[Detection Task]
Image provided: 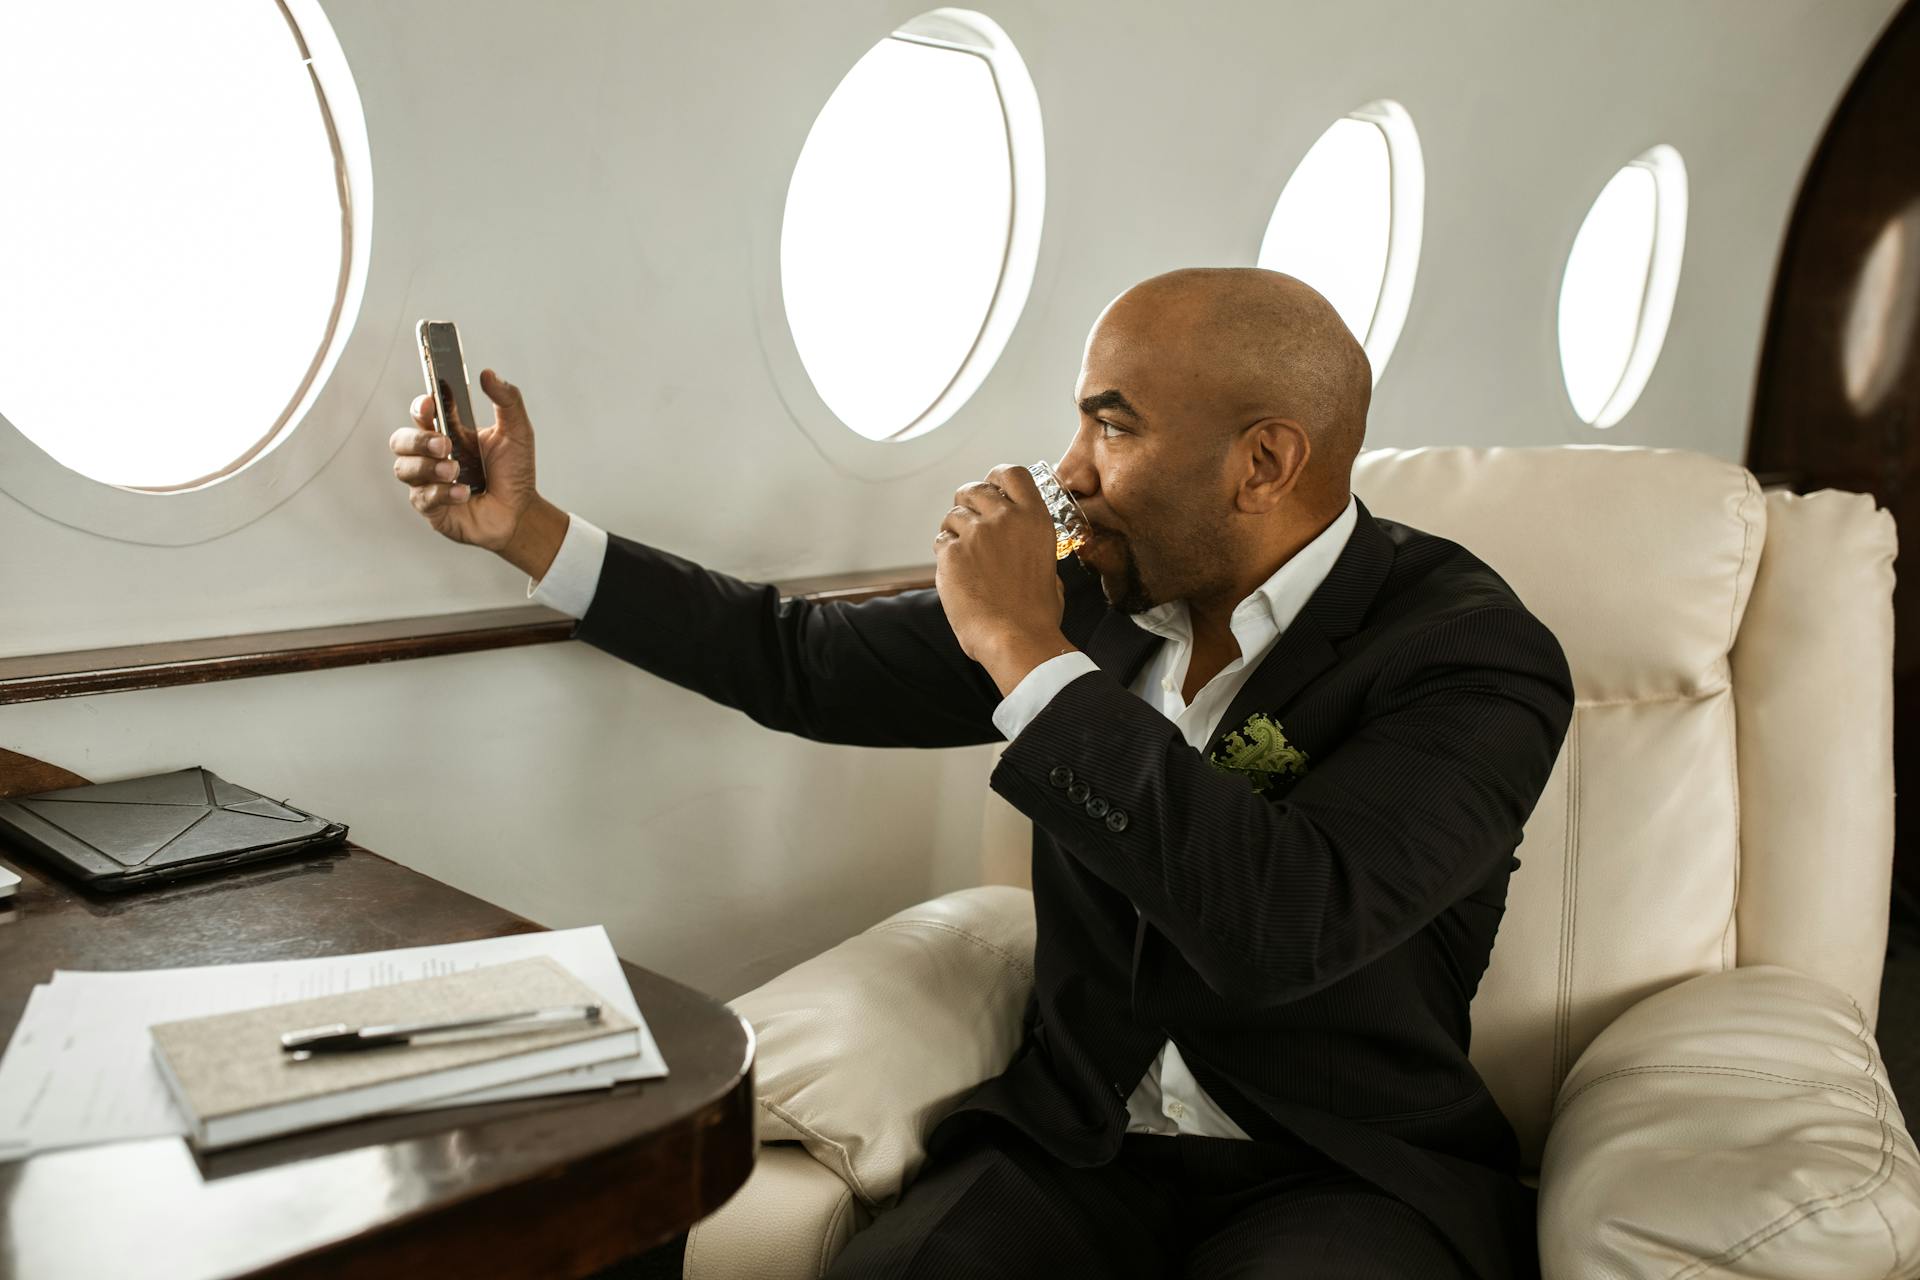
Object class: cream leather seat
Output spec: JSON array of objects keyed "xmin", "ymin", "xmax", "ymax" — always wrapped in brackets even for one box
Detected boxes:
[{"xmin": 684, "ymin": 445, "xmax": 1920, "ymax": 1279}]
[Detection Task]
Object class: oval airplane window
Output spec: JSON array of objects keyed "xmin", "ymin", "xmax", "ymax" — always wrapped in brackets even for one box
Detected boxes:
[
  {"xmin": 1257, "ymin": 101, "xmax": 1424, "ymax": 386},
  {"xmin": 1557, "ymin": 145, "xmax": 1688, "ymax": 427},
  {"xmin": 0, "ymin": 0, "xmax": 353, "ymax": 491},
  {"xmin": 779, "ymin": 12, "xmax": 1040, "ymax": 443}
]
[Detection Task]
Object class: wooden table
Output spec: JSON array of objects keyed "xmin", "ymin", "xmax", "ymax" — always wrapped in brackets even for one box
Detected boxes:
[{"xmin": 0, "ymin": 752, "xmax": 755, "ymax": 1280}]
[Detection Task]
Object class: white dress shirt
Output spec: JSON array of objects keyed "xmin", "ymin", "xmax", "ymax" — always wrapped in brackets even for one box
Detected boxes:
[
  {"xmin": 528, "ymin": 493, "xmax": 1361, "ymax": 1140},
  {"xmin": 524, "ymin": 513, "xmax": 610, "ymax": 619}
]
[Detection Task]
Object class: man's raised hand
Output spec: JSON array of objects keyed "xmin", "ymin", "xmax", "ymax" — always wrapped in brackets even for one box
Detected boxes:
[{"xmin": 389, "ymin": 368, "xmax": 539, "ymax": 552}]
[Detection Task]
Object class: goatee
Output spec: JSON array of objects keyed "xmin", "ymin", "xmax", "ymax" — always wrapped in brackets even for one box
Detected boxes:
[{"xmin": 1084, "ymin": 545, "xmax": 1154, "ymax": 616}]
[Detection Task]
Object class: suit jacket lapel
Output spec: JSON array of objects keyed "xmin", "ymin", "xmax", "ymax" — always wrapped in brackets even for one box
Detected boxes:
[
  {"xmin": 1075, "ymin": 597, "xmax": 1164, "ymax": 687},
  {"xmin": 1204, "ymin": 495, "xmax": 1394, "ymax": 755}
]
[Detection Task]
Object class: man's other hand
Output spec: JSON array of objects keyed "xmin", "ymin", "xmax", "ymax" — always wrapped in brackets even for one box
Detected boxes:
[{"xmin": 935, "ymin": 463, "xmax": 1076, "ymax": 695}]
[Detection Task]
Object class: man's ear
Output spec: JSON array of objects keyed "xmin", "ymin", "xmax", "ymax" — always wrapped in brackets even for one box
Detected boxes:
[{"xmin": 1235, "ymin": 419, "xmax": 1309, "ymax": 514}]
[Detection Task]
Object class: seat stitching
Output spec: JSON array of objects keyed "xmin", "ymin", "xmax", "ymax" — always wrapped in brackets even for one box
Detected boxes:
[
  {"xmin": 1844, "ymin": 991, "xmax": 1905, "ymax": 1280},
  {"xmin": 760, "ymin": 1097, "xmax": 875, "ymax": 1207},
  {"xmin": 1659, "ymin": 989, "xmax": 1900, "ymax": 1280},
  {"xmin": 1574, "ymin": 689, "xmax": 1729, "ymax": 708},
  {"xmin": 1723, "ymin": 688, "xmax": 1741, "ymax": 973},
  {"xmin": 866, "ymin": 918, "xmax": 1036, "ymax": 983},
  {"xmin": 1569, "ymin": 715, "xmax": 1581, "ymax": 1093},
  {"xmin": 818, "ymin": 1187, "xmax": 855, "ymax": 1276},
  {"xmin": 1552, "ymin": 719, "xmax": 1567, "ymax": 1090},
  {"xmin": 1553, "ymin": 1063, "xmax": 1878, "ymax": 1117},
  {"xmin": 1721, "ymin": 464, "xmax": 1759, "ymax": 979},
  {"xmin": 1553, "ymin": 712, "xmax": 1579, "ymax": 1096},
  {"xmin": 1664, "ymin": 1093, "xmax": 1895, "ymax": 1280}
]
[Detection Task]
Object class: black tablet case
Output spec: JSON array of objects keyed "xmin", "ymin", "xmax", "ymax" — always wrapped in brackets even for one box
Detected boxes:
[{"xmin": 0, "ymin": 767, "xmax": 347, "ymax": 892}]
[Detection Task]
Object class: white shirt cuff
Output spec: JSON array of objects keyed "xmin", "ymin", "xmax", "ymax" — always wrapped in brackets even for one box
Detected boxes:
[
  {"xmin": 991, "ymin": 652, "xmax": 1100, "ymax": 742},
  {"xmin": 526, "ymin": 513, "xmax": 608, "ymax": 620}
]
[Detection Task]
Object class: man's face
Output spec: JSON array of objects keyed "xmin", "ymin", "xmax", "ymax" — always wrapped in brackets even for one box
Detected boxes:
[{"xmin": 1054, "ymin": 318, "xmax": 1237, "ymax": 615}]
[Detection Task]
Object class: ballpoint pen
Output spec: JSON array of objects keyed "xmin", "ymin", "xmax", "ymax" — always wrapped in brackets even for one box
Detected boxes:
[{"xmin": 279, "ymin": 1003, "xmax": 603, "ymax": 1057}]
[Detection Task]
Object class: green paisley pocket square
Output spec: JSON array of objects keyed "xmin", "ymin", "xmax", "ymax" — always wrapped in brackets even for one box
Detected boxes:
[{"xmin": 1209, "ymin": 712, "xmax": 1309, "ymax": 794}]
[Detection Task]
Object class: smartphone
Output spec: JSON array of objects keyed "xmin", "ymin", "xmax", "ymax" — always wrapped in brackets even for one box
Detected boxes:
[{"xmin": 415, "ymin": 320, "xmax": 487, "ymax": 495}]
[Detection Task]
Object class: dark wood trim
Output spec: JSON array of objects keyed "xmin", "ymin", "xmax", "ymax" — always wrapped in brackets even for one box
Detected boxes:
[
  {"xmin": 0, "ymin": 607, "xmax": 579, "ymax": 705},
  {"xmin": 1746, "ymin": 0, "xmax": 1920, "ymax": 907},
  {"xmin": 782, "ymin": 569, "xmax": 936, "ymax": 605},
  {"xmin": 0, "ymin": 567, "xmax": 935, "ymax": 705}
]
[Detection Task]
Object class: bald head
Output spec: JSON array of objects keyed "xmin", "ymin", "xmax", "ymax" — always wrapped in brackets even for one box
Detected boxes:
[
  {"xmin": 1096, "ymin": 267, "xmax": 1371, "ymax": 517},
  {"xmin": 1054, "ymin": 267, "xmax": 1373, "ymax": 620}
]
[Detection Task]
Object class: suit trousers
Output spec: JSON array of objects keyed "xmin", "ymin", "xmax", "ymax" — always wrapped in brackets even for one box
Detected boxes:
[{"xmin": 822, "ymin": 1115, "xmax": 1477, "ymax": 1279}]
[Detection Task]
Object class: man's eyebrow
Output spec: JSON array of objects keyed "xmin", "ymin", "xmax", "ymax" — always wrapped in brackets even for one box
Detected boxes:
[{"xmin": 1074, "ymin": 390, "xmax": 1147, "ymax": 424}]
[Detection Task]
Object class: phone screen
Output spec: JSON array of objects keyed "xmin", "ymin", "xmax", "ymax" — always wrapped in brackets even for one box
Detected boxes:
[{"xmin": 416, "ymin": 320, "xmax": 487, "ymax": 494}]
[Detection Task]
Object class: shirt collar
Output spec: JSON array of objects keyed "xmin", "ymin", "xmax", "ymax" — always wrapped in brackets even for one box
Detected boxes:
[{"xmin": 1131, "ymin": 492, "xmax": 1360, "ymax": 648}]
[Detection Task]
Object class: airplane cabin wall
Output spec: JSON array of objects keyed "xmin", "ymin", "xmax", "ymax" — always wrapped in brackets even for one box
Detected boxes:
[{"xmin": 1, "ymin": 0, "xmax": 1900, "ymax": 998}]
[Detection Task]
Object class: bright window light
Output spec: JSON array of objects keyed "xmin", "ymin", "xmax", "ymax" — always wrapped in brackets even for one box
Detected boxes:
[
  {"xmin": 781, "ymin": 34, "xmax": 1013, "ymax": 442},
  {"xmin": 1257, "ymin": 102, "xmax": 1423, "ymax": 385},
  {"xmin": 1558, "ymin": 145, "xmax": 1688, "ymax": 427},
  {"xmin": 0, "ymin": 0, "xmax": 347, "ymax": 491},
  {"xmin": 1261, "ymin": 121, "xmax": 1388, "ymax": 340}
]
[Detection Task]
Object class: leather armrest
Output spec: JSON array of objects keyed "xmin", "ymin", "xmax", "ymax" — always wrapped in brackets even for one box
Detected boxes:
[
  {"xmin": 728, "ymin": 886, "xmax": 1036, "ymax": 1208},
  {"xmin": 684, "ymin": 1145, "xmax": 872, "ymax": 1280},
  {"xmin": 1539, "ymin": 965, "xmax": 1920, "ymax": 1279}
]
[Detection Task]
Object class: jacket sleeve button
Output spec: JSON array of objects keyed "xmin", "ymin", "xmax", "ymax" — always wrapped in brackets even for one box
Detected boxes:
[
  {"xmin": 1049, "ymin": 766, "xmax": 1074, "ymax": 789},
  {"xmin": 1066, "ymin": 781, "xmax": 1091, "ymax": 804},
  {"xmin": 1085, "ymin": 796, "xmax": 1109, "ymax": 818},
  {"xmin": 1105, "ymin": 810, "xmax": 1129, "ymax": 833}
]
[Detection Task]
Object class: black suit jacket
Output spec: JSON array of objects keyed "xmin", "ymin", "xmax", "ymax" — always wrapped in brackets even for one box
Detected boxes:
[{"xmin": 573, "ymin": 495, "xmax": 1575, "ymax": 1280}]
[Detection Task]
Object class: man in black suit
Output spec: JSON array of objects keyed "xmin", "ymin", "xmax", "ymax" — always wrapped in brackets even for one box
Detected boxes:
[{"xmin": 391, "ymin": 268, "xmax": 1574, "ymax": 1278}]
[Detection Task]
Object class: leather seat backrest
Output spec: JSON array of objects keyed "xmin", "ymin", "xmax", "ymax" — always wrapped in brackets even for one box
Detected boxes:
[{"xmin": 1350, "ymin": 444, "xmax": 1892, "ymax": 1170}]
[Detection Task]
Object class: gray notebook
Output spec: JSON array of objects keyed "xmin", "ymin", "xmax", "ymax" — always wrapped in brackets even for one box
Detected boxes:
[{"xmin": 149, "ymin": 955, "xmax": 639, "ymax": 1150}]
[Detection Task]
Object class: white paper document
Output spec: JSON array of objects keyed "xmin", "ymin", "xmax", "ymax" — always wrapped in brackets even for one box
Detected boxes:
[{"xmin": 0, "ymin": 926, "xmax": 668, "ymax": 1161}]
